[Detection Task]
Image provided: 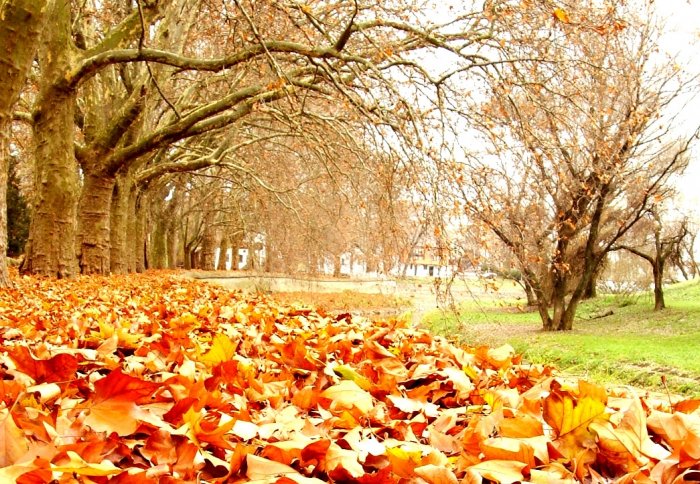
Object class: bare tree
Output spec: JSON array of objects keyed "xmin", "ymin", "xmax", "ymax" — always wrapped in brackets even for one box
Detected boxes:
[
  {"xmin": 16, "ymin": 0, "xmax": 496, "ymax": 277},
  {"xmin": 613, "ymin": 206, "xmax": 690, "ymax": 310},
  {"xmin": 449, "ymin": 1, "xmax": 698, "ymax": 330}
]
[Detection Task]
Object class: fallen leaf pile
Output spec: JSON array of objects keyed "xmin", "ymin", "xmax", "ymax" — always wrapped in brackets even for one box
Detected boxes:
[{"xmin": 1, "ymin": 272, "xmax": 699, "ymax": 483}]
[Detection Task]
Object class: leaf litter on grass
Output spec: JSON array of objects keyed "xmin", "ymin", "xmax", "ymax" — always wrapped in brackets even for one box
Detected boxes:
[{"xmin": 0, "ymin": 272, "xmax": 699, "ymax": 482}]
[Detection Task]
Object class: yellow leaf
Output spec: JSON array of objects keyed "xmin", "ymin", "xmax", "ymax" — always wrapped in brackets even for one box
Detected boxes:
[
  {"xmin": 200, "ymin": 333, "xmax": 237, "ymax": 365},
  {"xmin": 52, "ymin": 451, "xmax": 122, "ymax": 476},
  {"xmin": 386, "ymin": 446, "xmax": 423, "ymax": 478},
  {"xmin": 553, "ymin": 7, "xmax": 570, "ymax": 23},
  {"xmin": 543, "ymin": 389, "xmax": 607, "ymax": 437}
]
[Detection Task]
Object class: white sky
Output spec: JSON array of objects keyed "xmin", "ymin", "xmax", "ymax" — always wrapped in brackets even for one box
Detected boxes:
[{"xmin": 658, "ymin": 0, "xmax": 700, "ymax": 212}]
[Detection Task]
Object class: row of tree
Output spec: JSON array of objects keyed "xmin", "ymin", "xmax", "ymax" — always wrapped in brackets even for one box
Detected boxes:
[{"xmin": 2, "ymin": 0, "xmax": 698, "ymax": 330}]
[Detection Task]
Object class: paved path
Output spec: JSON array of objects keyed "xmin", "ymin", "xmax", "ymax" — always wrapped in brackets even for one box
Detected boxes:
[{"xmin": 189, "ymin": 271, "xmax": 526, "ymax": 324}]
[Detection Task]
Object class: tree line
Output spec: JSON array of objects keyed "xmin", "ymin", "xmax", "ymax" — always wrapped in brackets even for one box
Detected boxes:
[{"xmin": 2, "ymin": 0, "xmax": 697, "ymax": 331}]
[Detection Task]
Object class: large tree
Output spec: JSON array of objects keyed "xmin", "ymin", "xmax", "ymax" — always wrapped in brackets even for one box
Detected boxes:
[
  {"xmin": 449, "ymin": 1, "xmax": 698, "ymax": 330},
  {"xmin": 0, "ymin": 0, "xmax": 47, "ymax": 286},
  {"xmin": 17, "ymin": 0, "xmax": 494, "ymax": 277}
]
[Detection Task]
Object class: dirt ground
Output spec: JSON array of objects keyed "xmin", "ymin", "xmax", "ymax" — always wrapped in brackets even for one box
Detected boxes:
[{"xmin": 189, "ymin": 271, "xmax": 526, "ymax": 325}]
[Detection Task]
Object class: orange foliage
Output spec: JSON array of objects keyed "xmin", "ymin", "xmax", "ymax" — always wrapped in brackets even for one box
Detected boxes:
[{"xmin": 0, "ymin": 272, "xmax": 698, "ymax": 482}]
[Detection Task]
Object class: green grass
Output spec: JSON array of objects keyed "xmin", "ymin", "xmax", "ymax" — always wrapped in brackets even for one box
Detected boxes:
[{"xmin": 424, "ymin": 279, "xmax": 700, "ymax": 396}]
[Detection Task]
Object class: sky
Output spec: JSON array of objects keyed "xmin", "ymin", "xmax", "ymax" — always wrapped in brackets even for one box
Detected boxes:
[{"xmin": 658, "ymin": 0, "xmax": 700, "ymax": 211}]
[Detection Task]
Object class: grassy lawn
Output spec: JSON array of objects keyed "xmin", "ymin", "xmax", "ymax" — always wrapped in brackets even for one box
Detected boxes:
[{"xmin": 424, "ymin": 279, "xmax": 700, "ymax": 396}]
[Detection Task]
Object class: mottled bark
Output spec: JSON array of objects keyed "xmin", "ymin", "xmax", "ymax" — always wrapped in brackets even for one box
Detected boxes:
[
  {"xmin": 22, "ymin": 0, "xmax": 79, "ymax": 278},
  {"xmin": 127, "ymin": 188, "xmax": 147, "ymax": 273},
  {"xmin": 110, "ymin": 173, "xmax": 131, "ymax": 274},
  {"xmin": 24, "ymin": 91, "xmax": 80, "ymax": 277},
  {"xmin": 77, "ymin": 172, "xmax": 115, "ymax": 274},
  {"xmin": 135, "ymin": 193, "xmax": 148, "ymax": 272},
  {"xmin": 0, "ymin": 116, "xmax": 13, "ymax": 287},
  {"xmin": 0, "ymin": 0, "xmax": 47, "ymax": 285},
  {"xmin": 217, "ymin": 237, "xmax": 229, "ymax": 270}
]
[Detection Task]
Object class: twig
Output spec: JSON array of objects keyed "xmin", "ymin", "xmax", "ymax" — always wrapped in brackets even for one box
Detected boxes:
[{"xmin": 137, "ymin": 0, "xmax": 181, "ymax": 119}]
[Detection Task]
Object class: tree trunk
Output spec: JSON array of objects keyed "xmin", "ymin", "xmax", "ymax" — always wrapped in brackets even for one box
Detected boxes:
[
  {"xmin": 23, "ymin": 0, "xmax": 79, "ymax": 278},
  {"xmin": 110, "ymin": 173, "xmax": 130, "ymax": 274},
  {"xmin": 217, "ymin": 237, "xmax": 229, "ymax": 270},
  {"xmin": 127, "ymin": 188, "xmax": 147, "ymax": 273},
  {"xmin": 545, "ymin": 276, "xmax": 573, "ymax": 331},
  {"xmin": 582, "ymin": 275, "xmax": 597, "ymax": 299},
  {"xmin": 200, "ymin": 211, "xmax": 218, "ymax": 271},
  {"xmin": 0, "ymin": 0, "xmax": 47, "ymax": 286},
  {"xmin": 77, "ymin": 172, "xmax": 115, "ymax": 274},
  {"xmin": 230, "ymin": 236, "xmax": 241, "ymax": 270},
  {"xmin": 652, "ymin": 259, "xmax": 665, "ymax": 311},
  {"xmin": 183, "ymin": 242, "xmax": 193, "ymax": 270},
  {"xmin": 150, "ymin": 217, "xmax": 168, "ymax": 269},
  {"xmin": 333, "ymin": 254, "xmax": 342, "ymax": 277},
  {"xmin": 166, "ymin": 219, "xmax": 180, "ymax": 268},
  {"xmin": 0, "ymin": 116, "xmax": 13, "ymax": 286},
  {"xmin": 136, "ymin": 193, "xmax": 148, "ymax": 272}
]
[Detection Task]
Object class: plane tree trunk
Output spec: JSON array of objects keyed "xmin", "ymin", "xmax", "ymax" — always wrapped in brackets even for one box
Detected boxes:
[
  {"xmin": 0, "ymin": 0, "xmax": 48, "ymax": 286},
  {"xmin": 22, "ymin": 0, "xmax": 80, "ymax": 278}
]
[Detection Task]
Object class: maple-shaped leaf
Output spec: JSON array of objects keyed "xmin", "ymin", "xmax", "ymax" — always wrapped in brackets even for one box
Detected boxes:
[
  {"xmin": 590, "ymin": 397, "xmax": 671, "ymax": 472},
  {"xmin": 480, "ymin": 437, "xmax": 536, "ymax": 468},
  {"xmin": 309, "ymin": 441, "xmax": 365, "ymax": 478},
  {"xmin": 674, "ymin": 399, "xmax": 700, "ymax": 414},
  {"xmin": 543, "ymin": 383, "xmax": 607, "ymax": 437},
  {"xmin": 387, "ymin": 395, "xmax": 439, "ymax": 416},
  {"xmin": 92, "ymin": 369, "xmax": 159, "ymax": 403},
  {"xmin": 385, "ymin": 446, "xmax": 423, "ymax": 478},
  {"xmin": 84, "ymin": 398, "xmax": 148, "ymax": 436},
  {"xmin": 84, "ymin": 369, "xmax": 160, "ymax": 436},
  {"xmin": 320, "ymin": 380, "xmax": 374, "ymax": 415},
  {"xmin": 647, "ymin": 410, "xmax": 700, "ymax": 468},
  {"xmin": 7, "ymin": 346, "xmax": 78, "ymax": 384},
  {"xmin": 200, "ymin": 333, "xmax": 237, "ymax": 365},
  {"xmin": 0, "ymin": 409, "xmax": 29, "ymax": 467},
  {"xmin": 140, "ymin": 429, "xmax": 177, "ymax": 466}
]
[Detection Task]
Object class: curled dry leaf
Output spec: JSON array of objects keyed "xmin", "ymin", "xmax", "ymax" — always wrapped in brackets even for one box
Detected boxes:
[{"xmin": 0, "ymin": 272, "xmax": 698, "ymax": 482}]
